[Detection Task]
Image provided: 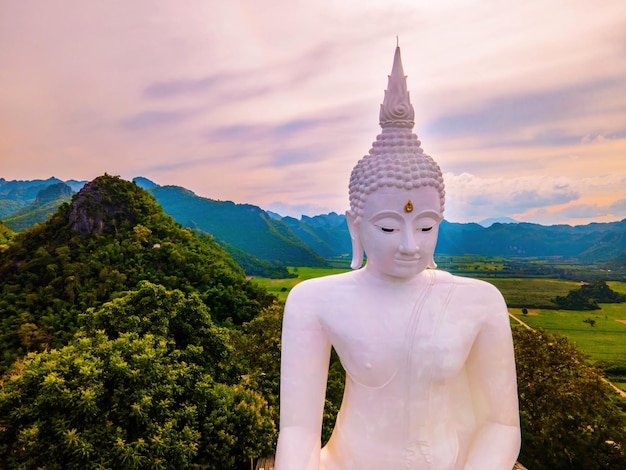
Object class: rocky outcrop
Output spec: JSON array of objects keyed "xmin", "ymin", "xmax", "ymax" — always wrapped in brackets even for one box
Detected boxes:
[{"xmin": 68, "ymin": 177, "xmax": 124, "ymax": 236}]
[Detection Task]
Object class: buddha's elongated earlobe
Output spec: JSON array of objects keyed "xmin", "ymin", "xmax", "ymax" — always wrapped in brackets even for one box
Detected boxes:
[
  {"xmin": 346, "ymin": 211, "xmax": 364, "ymax": 270},
  {"xmin": 427, "ymin": 256, "xmax": 437, "ymax": 269}
]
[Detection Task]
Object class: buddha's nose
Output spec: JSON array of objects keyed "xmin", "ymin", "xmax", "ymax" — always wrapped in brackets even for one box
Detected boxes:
[{"xmin": 399, "ymin": 229, "xmax": 419, "ymax": 255}]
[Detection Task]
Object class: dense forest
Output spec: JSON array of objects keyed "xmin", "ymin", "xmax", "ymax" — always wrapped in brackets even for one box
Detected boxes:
[
  {"xmin": 0, "ymin": 175, "xmax": 625, "ymax": 468},
  {"xmin": 0, "ymin": 175, "xmax": 279, "ymax": 468}
]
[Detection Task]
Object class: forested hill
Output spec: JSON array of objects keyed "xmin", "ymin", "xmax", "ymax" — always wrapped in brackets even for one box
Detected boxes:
[
  {"xmin": 147, "ymin": 185, "xmax": 326, "ymax": 268},
  {"xmin": 0, "ymin": 174, "xmax": 274, "ymax": 373},
  {"xmin": 0, "ymin": 175, "xmax": 280, "ymax": 467}
]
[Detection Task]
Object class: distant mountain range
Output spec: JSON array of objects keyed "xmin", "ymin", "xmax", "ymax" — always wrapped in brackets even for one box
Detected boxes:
[
  {"xmin": 478, "ymin": 217, "xmax": 520, "ymax": 227},
  {"xmin": 145, "ymin": 184, "xmax": 326, "ymax": 268},
  {"xmin": 2, "ymin": 176, "xmax": 626, "ymax": 272},
  {"xmin": 0, "ymin": 177, "xmax": 85, "ymax": 220}
]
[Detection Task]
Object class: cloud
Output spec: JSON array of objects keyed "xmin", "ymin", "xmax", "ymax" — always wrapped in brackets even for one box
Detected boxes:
[
  {"xmin": 425, "ymin": 77, "xmax": 626, "ymax": 144},
  {"xmin": 581, "ymin": 133, "xmax": 610, "ymax": 144},
  {"xmin": 265, "ymin": 201, "xmax": 336, "ymax": 218},
  {"xmin": 204, "ymin": 112, "xmax": 360, "ymax": 171},
  {"xmin": 558, "ymin": 203, "xmax": 608, "ymax": 219},
  {"xmin": 610, "ymin": 199, "xmax": 626, "ymax": 214},
  {"xmin": 444, "ymin": 173, "xmax": 581, "ymax": 221},
  {"xmin": 122, "ymin": 110, "xmax": 198, "ymax": 131},
  {"xmin": 504, "ymin": 189, "xmax": 580, "ymax": 213},
  {"xmin": 531, "ymin": 197, "xmax": 626, "ymax": 226},
  {"xmin": 143, "ymin": 76, "xmax": 225, "ymax": 99}
]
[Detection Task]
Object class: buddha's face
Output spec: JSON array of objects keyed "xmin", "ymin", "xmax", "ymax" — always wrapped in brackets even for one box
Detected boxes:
[{"xmin": 349, "ymin": 185, "xmax": 442, "ymax": 280}]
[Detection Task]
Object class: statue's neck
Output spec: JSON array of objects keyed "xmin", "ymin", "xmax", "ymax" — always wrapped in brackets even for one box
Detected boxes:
[{"xmin": 357, "ymin": 265, "xmax": 433, "ymax": 288}]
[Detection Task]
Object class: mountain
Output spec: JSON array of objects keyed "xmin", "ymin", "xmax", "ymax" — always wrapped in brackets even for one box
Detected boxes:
[
  {"xmin": 479, "ymin": 217, "xmax": 519, "ymax": 227},
  {"xmin": 0, "ymin": 177, "xmax": 61, "ymax": 217},
  {"xmin": 437, "ymin": 219, "xmax": 626, "ymax": 262},
  {"xmin": 281, "ymin": 212, "xmax": 351, "ymax": 258},
  {"xmin": 0, "ymin": 174, "xmax": 274, "ymax": 373},
  {"xmin": 132, "ymin": 176, "xmax": 159, "ymax": 189},
  {"xmin": 2, "ymin": 182, "xmax": 74, "ymax": 231},
  {"xmin": 0, "ymin": 177, "xmax": 86, "ymax": 218},
  {"xmin": 148, "ymin": 185, "xmax": 326, "ymax": 267}
]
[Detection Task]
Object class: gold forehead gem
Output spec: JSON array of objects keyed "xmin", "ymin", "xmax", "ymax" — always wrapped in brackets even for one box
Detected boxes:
[{"xmin": 404, "ymin": 200, "xmax": 413, "ymax": 213}]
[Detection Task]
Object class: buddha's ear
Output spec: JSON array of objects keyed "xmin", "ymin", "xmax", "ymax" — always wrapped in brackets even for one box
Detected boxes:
[
  {"xmin": 427, "ymin": 256, "xmax": 437, "ymax": 269},
  {"xmin": 346, "ymin": 211, "xmax": 364, "ymax": 270}
]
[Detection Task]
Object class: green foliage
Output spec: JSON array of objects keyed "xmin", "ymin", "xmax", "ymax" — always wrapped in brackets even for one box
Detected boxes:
[
  {"xmin": 554, "ymin": 280, "xmax": 625, "ymax": 310},
  {"xmin": 232, "ymin": 304, "xmax": 284, "ymax": 430},
  {"xmin": 322, "ymin": 350, "xmax": 346, "ymax": 445},
  {"xmin": 514, "ymin": 327, "xmax": 626, "ymax": 469},
  {"xmin": 582, "ymin": 317, "xmax": 597, "ymax": 327},
  {"xmin": 554, "ymin": 289, "xmax": 601, "ymax": 310},
  {"xmin": 231, "ymin": 302, "xmax": 345, "ymax": 446},
  {"xmin": 0, "ymin": 175, "xmax": 274, "ymax": 374},
  {"xmin": 0, "ymin": 221, "xmax": 14, "ymax": 249},
  {"xmin": 148, "ymin": 185, "xmax": 326, "ymax": 268},
  {"xmin": 216, "ymin": 238, "xmax": 294, "ymax": 278},
  {"xmin": 581, "ymin": 280, "xmax": 626, "ymax": 303},
  {"xmin": 78, "ymin": 281, "xmax": 233, "ymax": 380},
  {"xmin": 0, "ymin": 282, "xmax": 276, "ymax": 469}
]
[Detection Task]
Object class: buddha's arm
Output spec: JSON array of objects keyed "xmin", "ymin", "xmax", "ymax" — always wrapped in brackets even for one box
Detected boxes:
[
  {"xmin": 275, "ymin": 283, "xmax": 332, "ymax": 470},
  {"xmin": 463, "ymin": 286, "xmax": 521, "ymax": 470}
]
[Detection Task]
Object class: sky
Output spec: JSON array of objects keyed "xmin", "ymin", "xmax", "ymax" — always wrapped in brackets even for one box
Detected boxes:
[{"xmin": 1, "ymin": 0, "xmax": 626, "ymax": 226}]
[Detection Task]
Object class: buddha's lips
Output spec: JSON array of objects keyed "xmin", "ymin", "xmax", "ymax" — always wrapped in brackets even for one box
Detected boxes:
[{"xmin": 394, "ymin": 256, "xmax": 421, "ymax": 263}]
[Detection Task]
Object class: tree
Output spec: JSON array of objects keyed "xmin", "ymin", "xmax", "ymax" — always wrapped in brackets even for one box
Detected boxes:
[
  {"xmin": 553, "ymin": 280, "xmax": 625, "ymax": 311},
  {"xmin": 231, "ymin": 303, "xmax": 346, "ymax": 446},
  {"xmin": 513, "ymin": 327, "xmax": 626, "ymax": 469},
  {"xmin": 0, "ymin": 283, "xmax": 276, "ymax": 469},
  {"xmin": 553, "ymin": 289, "xmax": 600, "ymax": 310}
]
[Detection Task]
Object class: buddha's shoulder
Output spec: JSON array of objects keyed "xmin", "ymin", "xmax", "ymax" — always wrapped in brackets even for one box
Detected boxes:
[
  {"xmin": 286, "ymin": 270, "xmax": 359, "ymax": 302},
  {"xmin": 436, "ymin": 270, "xmax": 505, "ymax": 302}
]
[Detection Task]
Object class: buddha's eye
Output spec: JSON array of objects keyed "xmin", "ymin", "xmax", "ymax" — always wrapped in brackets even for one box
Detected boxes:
[
  {"xmin": 421, "ymin": 227, "xmax": 433, "ymax": 232},
  {"xmin": 380, "ymin": 227, "xmax": 396, "ymax": 233}
]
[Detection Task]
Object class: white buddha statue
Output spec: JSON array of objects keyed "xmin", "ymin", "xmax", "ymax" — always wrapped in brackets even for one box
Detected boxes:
[{"xmin": 275, "ymin": 45, "xmax": 521, "ymax": 470}]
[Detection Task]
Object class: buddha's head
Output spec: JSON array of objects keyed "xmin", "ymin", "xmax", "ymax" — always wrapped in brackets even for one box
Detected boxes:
[{"xmin": 346, "ymin": 45, "xmax": 445, "ymax": 278}]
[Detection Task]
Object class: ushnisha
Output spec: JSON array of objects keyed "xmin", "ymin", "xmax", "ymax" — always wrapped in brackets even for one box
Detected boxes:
[{"xmin": 275, "ymin": 45, "xmax": 521, "ymax": 470}]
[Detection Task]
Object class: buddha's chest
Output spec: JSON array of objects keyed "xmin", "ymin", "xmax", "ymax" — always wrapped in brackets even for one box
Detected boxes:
[{"xmin": 324, "ymin": 288, "xmax": 478, "ymax": 388}]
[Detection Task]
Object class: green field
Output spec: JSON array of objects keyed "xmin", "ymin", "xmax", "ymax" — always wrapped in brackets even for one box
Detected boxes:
[
  {"xmin": 250, "ymin": 266, "xmax": 349, "ymax": 301},
  {"xmin": 509, "ymin": 304, "xmax": 626, "ymax": 362},
  {"xmin": 494, "ymin": 279, "xmax": 626, "ymax": 391},
  {"xmin": 482, "ymin": 277, "xmax": 580, "ymax": 308}
]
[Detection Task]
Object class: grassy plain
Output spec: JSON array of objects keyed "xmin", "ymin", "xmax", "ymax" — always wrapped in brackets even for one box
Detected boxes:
[
  {"xmin": 482, "ymin": 277, "xmax": 580, "ymax": 308},
  {"xmin": 508, "ymin": 304, "xmax": 626, "ymax": 363},
  {"xmin": 250, "ymin": 266, "xmax": 349, "ymax": 302},
  {"xmin": 494, "ymin": 279, "xmax": 626, "ymax": 391}
]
